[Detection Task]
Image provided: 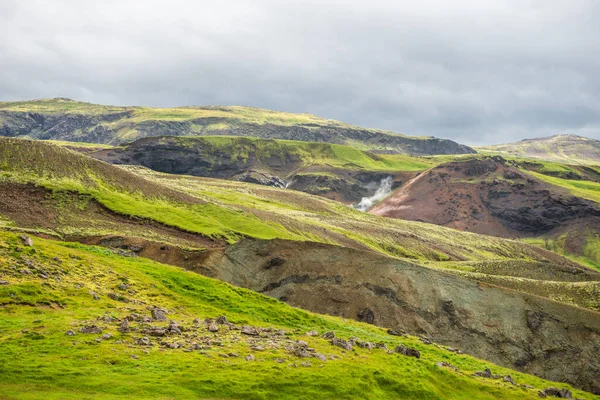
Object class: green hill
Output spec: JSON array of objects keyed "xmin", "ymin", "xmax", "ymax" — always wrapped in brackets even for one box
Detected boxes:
[{"xmin": 0, "ymin": 230, "xmax": 593, "ymax": 400}]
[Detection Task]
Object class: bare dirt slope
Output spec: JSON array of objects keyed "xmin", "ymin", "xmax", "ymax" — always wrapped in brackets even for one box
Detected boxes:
[
  {"xmin": 370, "ymin": 156, "xmax": 600, "ymax": 237},
  {"xmin": 195, "ymin": 238, "xmax": 600, "ymax": 394}
]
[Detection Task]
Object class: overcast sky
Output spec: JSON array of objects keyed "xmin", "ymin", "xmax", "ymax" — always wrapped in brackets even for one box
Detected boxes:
[{"xmin": 1, "ymin": 0, "xmax": 599, "ymax": 145}]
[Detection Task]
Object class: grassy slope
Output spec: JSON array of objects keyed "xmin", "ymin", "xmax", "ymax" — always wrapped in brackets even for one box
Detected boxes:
[
  {"xmin": 2, "ymin": 138, "xmax": 599, "ymax": 310},
  {"xmin": 0, "ymin": 231, "xmax": 592, "ymax": 400},
  {"xmin": 0, "ymin": 137, "xmax": 555, "ymax": 264}
]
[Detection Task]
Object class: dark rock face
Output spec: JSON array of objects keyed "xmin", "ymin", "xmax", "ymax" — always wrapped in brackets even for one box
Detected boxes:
[
  {"xmin": 198, "ymin": 238, "xmax": 600, "ymax": 394},
  {"xmin": 0, "ymin": 106, "xmax": 475, "ymax": 155}
]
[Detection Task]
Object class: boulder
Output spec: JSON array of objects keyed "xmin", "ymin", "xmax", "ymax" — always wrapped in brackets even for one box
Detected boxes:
[
  {"xmin": 331, "ymin": 338, "xmax": 353, "ymax": 351},
  {"xmin": 394, "ymin": 344, "xmax": 420, "ymax": 358},
  {"xmin": 20, "ymin": 235, "xmax": 33, "ymax": 247},
  {"xmin": 321, "ymin": 331, "xmax": 335, "ymax": 339},
  {"xmin": 151, "ymin": 307, "xmax": 167, "ymax": 321},
  {"xmin": 241, "ymin": 326, "xmax": 260, "ymax": 336},
  {"xmin": 79, "ymin": 325, "xmax": 102, "ymax": 334}
]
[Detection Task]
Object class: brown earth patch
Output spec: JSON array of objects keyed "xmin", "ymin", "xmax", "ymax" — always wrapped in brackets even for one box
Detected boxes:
[{"xmin": 0, "ymin": 182, "xmax": 224, "ymax": 249}]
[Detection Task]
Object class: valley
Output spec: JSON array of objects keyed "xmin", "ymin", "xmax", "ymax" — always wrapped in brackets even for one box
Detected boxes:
[{"xmin": 0, "ymin": 100, "xmax": 599, "ymax": 398}]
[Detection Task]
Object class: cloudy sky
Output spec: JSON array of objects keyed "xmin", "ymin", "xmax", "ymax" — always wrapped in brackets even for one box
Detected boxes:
[{"xmin": 1, "ymin": 0, "xmax": 599, "ymax": 145}]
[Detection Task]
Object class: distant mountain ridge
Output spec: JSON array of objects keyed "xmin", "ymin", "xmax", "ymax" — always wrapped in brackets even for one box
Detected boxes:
[
  {"xmin": 476, "ymin": 134, "xmax": 600, "ymax": 164},
  {"xmin": 0, "ymin": 98, "xmax": 475, "ymax": 155}
]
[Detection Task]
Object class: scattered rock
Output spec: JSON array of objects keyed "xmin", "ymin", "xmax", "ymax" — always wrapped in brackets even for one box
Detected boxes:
[
  {"xmin": 387, "ymin": 329, "xmax": 405, "ymax": 336},
  {"xmin": 446, "ymin": 347, "xmax": 461, "ymax": 354},
  {"xmin": 245, "ymin": 354, "xmax": 255, "ymax": 361},
  {"xmin": 503, "ymin": 375, "xmax": 516, "ymax": 385},
  {"xmin": 436, "ymin": 361, "xmax": 458, "ymax": 370},
  {"xmin": 0, "ymin": 280, "xmax": 9, "ymax": 285},
  {"xmin": 208, "ymin": 322, "xmax": 219, "ymax": 332},
  {"xmin": 321, "ymin": 331, "xmax": 335, "ymax": 339},
  {"xmin": 100, "ymin": 333, "xmax": 113, "ymax": 340},
  {"xmin": 306, "ymin": 330, "xmax": 318, "ymax": 336},
  {"xmin": 394, "ymin": 344, "xmax": 420, "ymax": 358},
  {"xmin": 251, "ymin": 345, "xmax": 265, "ymax": 351},
  {"xmin": 79, "ymin": 325, "xmax": 102, "ymax": 334},
  {"xmin": 20, "ymin": 235, "xmax": 33, "ymax": 247},
  {"xmin": 473, "ymin": 368, "xmax": 493, "ymax": 378},
  {"xmin": 300, "ymin": 361, "xmax": 311, "ymax": 367},
  {"xmin": 315, "ymin": 353, "xmax": 327, "ymax": 361},
  {"xmin": 108, "ymin": 292, "xmax": 128, "ymax": 303},
  {"xmin": 419, "ymin": 336, "xmax": 432, "ymax": 345},
  {"xmin": 216, "ymin": 315, "xmax": 228, "ymax": 324},
  {"xmin": 143, "ymin": 327, "xmax": 167, "ymax": 337},
  {"xmin": 151, "ymin": 307, "xmax": 167, "ymax": 321},
  {"xmin": 136, "ymin": 336, "xmax": 151, "ymax": 346},
  {"xmin": 65, "ymin": 330, "xmax": 77, "ymax": 336},
  {"xmin": 130, "ymin": 354, "xmax": 139, "ymax": 360},
  {"xmin": 167, "ymin": 321, "xmax": 182, "ymax": 335},
  {"xmin": 118, "ymin": 319, "xmax": 130, "ymax": 333},
  {"xmin": 18, "ymin": 268, "xmax": 32, "ymax": 275},
  {"xmin": 241, "ymin": 326, "xmax": 260, "ymax": 336},
  {"xmin": 331, "ymin": 338, "xmax": 353, "ymax": 351},
  {"xmin": 358, "ymin": 341, "xmax": 374, "ymax": 350},
  {"xmin": 90, "ymin": 292, "xmax": 100, "ymax": 300},
  {"xmin": 375, "ymin": 342, "xmax": 388, "ymax": 350},
  {"xmin": 291, "ymin": 347, "xmax": 311, "ymax": 358},
  {"xmin": 540, "ymin": 388, "xmax": 573, "ymax": 399},
  {"xmin": 38, "ymin": 274, "xmax": 48, "ymax": 280}
]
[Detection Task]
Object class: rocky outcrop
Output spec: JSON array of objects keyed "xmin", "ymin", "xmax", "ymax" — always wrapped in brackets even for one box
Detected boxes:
[{"xmin": 195, "ymin": 238, "xmax": 600, "ymax": 394}]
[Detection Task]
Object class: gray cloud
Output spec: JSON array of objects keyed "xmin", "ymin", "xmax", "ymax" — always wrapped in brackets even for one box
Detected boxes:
[{"xmin": 1, "ymin": 0, "xmax": 599, "ymax": 145}]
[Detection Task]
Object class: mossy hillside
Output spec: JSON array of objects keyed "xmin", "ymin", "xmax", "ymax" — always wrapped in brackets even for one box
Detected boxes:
[
  {"xmin": 0, "ymin": 98, "xmax": 475, "ymax": 154},
  {"xmin": 127, "ymin": 165, "xmax": 574, "ymax": 265},
  {"xmin": 0, "ymin": 231, "xmax": 593, "ymax": 400},
  {"xmin": 0, "ymin": 137, "xmax": 568, "ymax": 267},
  {"xmin": 0, "ymin": 138, "xmax": 303, "ymax": 243}
]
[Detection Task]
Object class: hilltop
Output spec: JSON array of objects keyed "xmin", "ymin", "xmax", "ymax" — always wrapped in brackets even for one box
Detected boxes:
[
  {"xmin": 477, "ymin": 134, "xmax": 600, "ymax": 165},
  {"xmin": 0, "ymin": 98, "xmax": 475, "ymax": 155}
]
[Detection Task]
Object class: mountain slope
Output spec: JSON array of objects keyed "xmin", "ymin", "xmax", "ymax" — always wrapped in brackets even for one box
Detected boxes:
[
  {"xmin": 0, "ymin": 98, "xmax": 475, "ymax": 155},
  {"xmin": 4, "ymin": 231, "xmax": 590, "ymax": 399},
  {"xmin": 87, "ymin": 135, "xmax": 432, "ymax": 203},
  {"xmin": 3, "ymin": 138, "xmax": 600, "ymax": 394},
  {"xmin": 477, "ymin": 134, "xmax": 600, "ymax": 165},
  {"xmin": 370, "ymin": 156, "xmax": 600, "ymax": 269}
]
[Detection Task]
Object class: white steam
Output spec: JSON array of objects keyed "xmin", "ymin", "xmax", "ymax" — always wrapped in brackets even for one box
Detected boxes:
[{"xmin": 356, "ymin": 176, "xmax": 393, "ymax": 212}]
